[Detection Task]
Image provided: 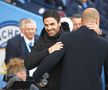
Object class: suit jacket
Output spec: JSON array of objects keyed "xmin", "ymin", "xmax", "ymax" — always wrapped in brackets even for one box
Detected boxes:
[
  {"xmin": 33, "ymin": 26, "xmax": 108, "ymax": 90},
  {"xmin": 25, "ymin": 28, "xmax": 68, "ymax": 90},
  {"xmin": 5, "ymin": 34, "xmax": 38, "ymax": 64},
  {"xmin": 102, "ymin": 29, "xmax": 108, "ymax": 89}
]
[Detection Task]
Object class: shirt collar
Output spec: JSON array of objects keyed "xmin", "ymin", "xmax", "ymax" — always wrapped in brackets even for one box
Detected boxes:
[{"xmin": 23, "ymin": 35, "xmax": 34, "ymax": 46}]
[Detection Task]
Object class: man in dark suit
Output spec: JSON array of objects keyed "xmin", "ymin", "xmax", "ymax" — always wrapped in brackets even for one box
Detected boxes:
[
  {"xmin": 24, "ymin": 10, "xmax": 68, "ymax": 90},
  {"xmin": 5, "ymin": 18, "xmax": 38, "ymax": 64},
  {"xmin": 5, "ymin": 18, "xmax": 38, "ymax": 80},
  {"xmin": 33, "ymin": 8, "xmax": 108, "ymax": 90}
]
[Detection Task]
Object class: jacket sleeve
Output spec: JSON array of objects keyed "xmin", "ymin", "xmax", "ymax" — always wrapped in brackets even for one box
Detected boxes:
[
  {"xmin": 25, "ymin": 40, "xmax": 49, "ymax": 70},
  {"xmin": 33, "ymin": 45, "xmax": 65, "ymax": 82}
]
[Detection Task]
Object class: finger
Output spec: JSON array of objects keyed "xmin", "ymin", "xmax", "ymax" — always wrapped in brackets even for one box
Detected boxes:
[{"xmin": 56, "ymin": 41, "xmax": 62, "ymax": 44}]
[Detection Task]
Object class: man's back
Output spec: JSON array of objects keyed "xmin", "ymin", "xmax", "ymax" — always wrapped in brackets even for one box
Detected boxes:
[
  {"xmin": 59, "ymin": 26, "xmax": 108, "ymax": 90},
  {"xmin": 33, "ymin": 8, "xmax": 108, "ymax": 90},
  {"xmin": 33, "ymin": 26, "xmax": 108, "ymax": 90}
]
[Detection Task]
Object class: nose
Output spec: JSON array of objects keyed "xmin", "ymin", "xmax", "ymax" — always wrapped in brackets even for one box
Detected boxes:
[{"xmin": 47, "ymin": 25, "xmax": 52, "ymax": 31}]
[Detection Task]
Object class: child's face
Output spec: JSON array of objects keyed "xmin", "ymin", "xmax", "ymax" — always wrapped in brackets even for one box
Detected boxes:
[{"xmin": 16, "ymin": 70, "xmax": 27, "ymax": 81}]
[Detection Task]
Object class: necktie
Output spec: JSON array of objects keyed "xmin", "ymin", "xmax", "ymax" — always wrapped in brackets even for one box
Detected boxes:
[{"xmin": 28, "ymin": 42, "xmax": 33, "ymax": 51}]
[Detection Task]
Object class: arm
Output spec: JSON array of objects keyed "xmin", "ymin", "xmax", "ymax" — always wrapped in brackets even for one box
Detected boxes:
[
  {"xmin": 25, "ymin": 40, "xmax": 49, "ymax": 70},
  {"xmin": 33, "ymin": 47, "xmax": 65, "ymax": 82},
  {"xmin": 32, "ymin": 32, "xmax": 67, "ymax": 82},
  {"xmin": 25, "ymin": 40, "xmax": 63, "ymax": 70}
]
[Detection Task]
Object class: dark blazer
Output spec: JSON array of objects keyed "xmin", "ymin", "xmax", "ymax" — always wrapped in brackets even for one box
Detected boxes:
[
  {"xmin": 102, "ymin": 29, "xmax": 108, "ymax": 90},
  {"xmin": 5, "ymin": 34, "xmax": 38, "ymax": 64},
  {"xmin": 25, "ymin": 28, "xmax": 68, "ymax": 90},
  {"xmin": 33, "ymin": 26, "xmax": 108, "ymax": 90}
]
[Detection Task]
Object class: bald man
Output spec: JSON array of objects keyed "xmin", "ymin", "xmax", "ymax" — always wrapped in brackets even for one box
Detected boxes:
[{"xmin": 33, "ymin": 8, "xmax": 108, "ymax": 90}]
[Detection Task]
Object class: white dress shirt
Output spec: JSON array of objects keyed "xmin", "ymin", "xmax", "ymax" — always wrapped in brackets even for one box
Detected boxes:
[{"xmin": 23, "ymin": 36, "xmax": 34, "ymax": 52}]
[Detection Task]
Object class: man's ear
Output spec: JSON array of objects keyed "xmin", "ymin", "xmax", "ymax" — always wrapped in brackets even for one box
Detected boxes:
[{"xmin": 59, "ymin": 21, "xmax": 61, "ymax": 27}]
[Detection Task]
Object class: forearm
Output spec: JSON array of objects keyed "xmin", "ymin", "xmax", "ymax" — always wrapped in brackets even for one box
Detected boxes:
[
  {"xmin": 33, "ymin": 50, "xmax": 64, "ymax": 82},
  {"xmin": 25, "ymin": 48, "xmax": 49, "ymax": 70}
]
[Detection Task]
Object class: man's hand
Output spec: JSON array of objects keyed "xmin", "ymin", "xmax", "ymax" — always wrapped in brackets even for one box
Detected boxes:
[
  {"xmin": 87, "ymin": 22, "xmax": 102, "ymax": 35},
  {"xmin": 48, "ymin": 42, "xmax": 63, "ymax": 54},
  {"xmin": 37, "ymin": 79, "xmax": 48, "ymax": 88}
]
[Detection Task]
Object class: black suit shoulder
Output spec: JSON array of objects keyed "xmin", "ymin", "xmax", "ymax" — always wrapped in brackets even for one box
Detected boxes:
[{"xmin": 5, "ymin": 34, "xmax": 23, "ymax": 64}]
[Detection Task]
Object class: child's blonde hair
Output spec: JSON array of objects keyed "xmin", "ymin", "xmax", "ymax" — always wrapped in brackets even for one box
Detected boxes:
[{"xmin": 7, "ymin": 58, "xmax": 26, "ymax": 75}]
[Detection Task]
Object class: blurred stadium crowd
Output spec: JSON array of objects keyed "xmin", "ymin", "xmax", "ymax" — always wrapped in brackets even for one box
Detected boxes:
[{"xmin": 3, "ymin": 0, "xmax": 108, "ymax": 31}]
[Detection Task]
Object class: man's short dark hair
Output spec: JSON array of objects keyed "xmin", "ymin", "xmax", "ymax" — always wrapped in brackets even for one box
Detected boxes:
[
  {"xmin": 71, "ymin": 13, "xmax": 82, "ymax": 19},
  {"xmin": 43, "ymin": 9, "xmax": 60, "ymax": 23}
]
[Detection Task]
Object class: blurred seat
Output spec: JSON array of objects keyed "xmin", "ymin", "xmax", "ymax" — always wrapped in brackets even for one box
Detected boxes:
[{"xmin": 60, "ymin": 17, "xmax": 73, "ymax": 31}]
